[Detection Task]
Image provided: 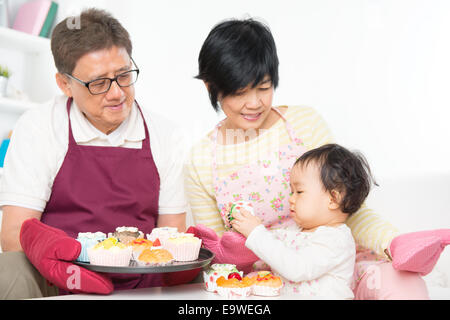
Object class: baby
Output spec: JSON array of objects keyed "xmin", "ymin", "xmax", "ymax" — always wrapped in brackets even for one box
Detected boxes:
[{"xmin": 231, "ymin": 143, "xmax": 377, "ymax": 299}]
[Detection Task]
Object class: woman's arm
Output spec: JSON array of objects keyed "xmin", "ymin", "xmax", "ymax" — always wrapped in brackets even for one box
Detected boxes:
[
  {"xmin": 0, "ymin": 205, "xmax": 42, "ymax": 251},
  {"xmin": 345, "ymin": 203, "xmax": 400, "ymax": 257},
  {"xmin": 183, "ymin": 144, "xmax": 226, "ymax": 235}
]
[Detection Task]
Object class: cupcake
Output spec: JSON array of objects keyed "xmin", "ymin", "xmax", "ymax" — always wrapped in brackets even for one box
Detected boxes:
[
  {"xmin": 164, "ymin": 233, "xmax": 202, "ymax": 261},
  {"xmin": 76, "ymin": 232, "xmax": 106, "ymax": 262},
  {"xmin": 136, "ymin": 248, "xmax": 175, "ymax": 266},
  {"xmin": 87, "ymin": 237, "xmax": 132, "ymax": 267},
  {"xmin": 129, "ymin": 238, "xmax": 153, "ymax": 260},
  {"xmin": 250, "ymin": 271, "xmax": 283, "ymax": 296},
  {"xmin": 222, "ymin": 201, "xmax": 255, "ymax": 229},
  {"xmin": 146, "ymin": 227, "xmax": 178, "ymax": 244},
  {"xmin": 203, "ymin": 264, "xmax": 243, "ymax": 293},
  {"xmin": 216, "ymin": 275, "xmax": 255, "ymax": 299},
  {"xmin": 110, "ymin": 226, "xmax": 144, "ymax": 245},
  {"xmin": 150, "ymin": 238, "xmax": 162, "ymax": 249}
]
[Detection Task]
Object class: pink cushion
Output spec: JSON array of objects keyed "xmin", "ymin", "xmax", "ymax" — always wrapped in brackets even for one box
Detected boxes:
[{"xmin": 390, "ymin": 229, "xmax": 450, "ymax": 275}]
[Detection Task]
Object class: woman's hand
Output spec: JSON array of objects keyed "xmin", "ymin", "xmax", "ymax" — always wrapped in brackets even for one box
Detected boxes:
[{"xmin": 230, "ymin": 208, "xmax": 262, "ymax": 238}]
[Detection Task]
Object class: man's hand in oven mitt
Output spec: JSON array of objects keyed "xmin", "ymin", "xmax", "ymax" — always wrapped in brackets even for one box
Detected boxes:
[
  {"xmin": 187, "ymin": 224, "xmax": 259, "ymax": 274},
  {"xmin": 388, "ymin": 229, "xmax": 450, "ymax": 276},
  {"xmin": 20, "ymin": 218, "xmax": 113, "ymax": 294}
]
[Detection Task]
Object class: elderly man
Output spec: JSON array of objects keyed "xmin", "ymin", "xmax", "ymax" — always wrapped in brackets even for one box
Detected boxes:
[{"xmin": 0, "ymin": 8, "xmax": 187, "ymax": 298}]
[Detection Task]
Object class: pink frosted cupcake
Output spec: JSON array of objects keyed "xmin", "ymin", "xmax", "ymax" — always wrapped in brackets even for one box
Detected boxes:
[
  {"xmin": 164, "ymin": 233, "xmax": 202, "ymax": 261},
  {"xmin": 87, "ymin": 237, "xmax": 132, "ymax": 266}
]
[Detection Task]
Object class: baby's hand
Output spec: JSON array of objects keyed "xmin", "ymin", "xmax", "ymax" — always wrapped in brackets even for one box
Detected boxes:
[{"xmin": 230, "ymin": 208, "xmax": 262, "ymax": 238}]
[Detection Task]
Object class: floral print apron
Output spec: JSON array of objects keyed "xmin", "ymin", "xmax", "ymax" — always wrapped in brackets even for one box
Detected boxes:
[{"xmin": 211, "ymin": 107, "xmax": 306, "ymax": 268}]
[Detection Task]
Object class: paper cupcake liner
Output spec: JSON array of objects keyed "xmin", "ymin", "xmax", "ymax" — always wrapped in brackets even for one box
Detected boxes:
[
  {"xmin": 252, "ymin": 284, "xmax": 282, "ymax": 297},
  {"xmin": 76, "ymin": 237, "xmax": 106, "ymax": 262},
  {"xmin": 216, "ymin": 286, "xmax": 252, "ymax": 299},
  {"xmin": 165, "ymin": 240, "xmax": 202, "ymax": 261},
  {"xmin": 203, "ymin": 271, "xmax": 219, "ymax": 292},
  {"xmin": 87, "ymin": 247, "xmax": 132, "ymax": 267}
]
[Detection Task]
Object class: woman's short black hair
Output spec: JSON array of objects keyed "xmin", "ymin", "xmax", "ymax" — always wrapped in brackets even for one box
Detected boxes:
[
  {"xmin": 195, "ymin": 18, "xmax": 279, "ymax": 111},
  {"xmin": 294, "ymin": 144, "xmax": 378, "ymax": 215}
]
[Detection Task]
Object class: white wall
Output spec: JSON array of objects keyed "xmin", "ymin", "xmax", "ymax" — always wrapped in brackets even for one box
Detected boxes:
[
  {"xmin": 33, "ymin": 0, "xmax": 449, "ymax": 180},
  {"xmin": 58, "ymin": 0, "xmax": 448, "ymax": 182}
]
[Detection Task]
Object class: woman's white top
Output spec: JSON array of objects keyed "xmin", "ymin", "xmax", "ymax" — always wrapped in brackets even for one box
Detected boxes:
[
  {"xmin": 246, "ymin": 223, "xmax": 356, "ymax": 299},
  {"xmin": 0, "ymin": 95, "xmax": 187, "ymax": 215}
]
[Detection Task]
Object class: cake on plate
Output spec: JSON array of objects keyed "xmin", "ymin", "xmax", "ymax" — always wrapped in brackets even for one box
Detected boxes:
[
  {"xmin": 76, "ymin": 231, "xmax": 106, "ymax": 262},
  {"xmin": 203, "ymin": 264, "xmax": 243, "ymax": 293},
  {"xmin": 216, "ymin": 275, "xmax": 255, "ymax": 299},
  {"xmin": 164, "ymin": 233, "xmax": 202, "ymax": 261},
  {"xmin": 250, "ymin": 271, "xmax": 283, "ymax": 296},
  {"xmin": 110, "ymin": 226, "xmax": 144, "ymax": 245},
  {"xmin": 128, "ymin": 238, "xmax": 153, "ymax": 260},
  {"xmin": 136, "ymin": 248, "xmax": 175, "ymax": 266},
  {"xmin": 146, "ymin": 227, "xmax": 178, "ymax": 244},
  {"xmin": 87, "ymin": 237, "xmax": 132, "ymax": 267}
]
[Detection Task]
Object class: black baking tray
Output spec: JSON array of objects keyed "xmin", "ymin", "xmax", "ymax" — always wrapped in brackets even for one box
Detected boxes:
[{"xmin": 73, "ymin": 248, "xmax": 214, "ymax": 274}]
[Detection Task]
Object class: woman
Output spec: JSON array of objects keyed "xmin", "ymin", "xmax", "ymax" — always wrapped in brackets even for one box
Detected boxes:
[{"xmin": 185, "ymin": 18, "xmax": 448, "ymax": 299}]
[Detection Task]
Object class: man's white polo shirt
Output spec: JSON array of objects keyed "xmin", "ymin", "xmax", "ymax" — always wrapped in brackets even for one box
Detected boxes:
[{"xmin": 0, "ymin": 95, "xmax": 187, "ymax": 215}]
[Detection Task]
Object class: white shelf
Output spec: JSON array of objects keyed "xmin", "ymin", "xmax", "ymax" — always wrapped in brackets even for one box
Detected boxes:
[
  {"xmin": 0, "ymin": 96, "xmax": 41, "ymax": 114},
  {"xmin": 0, "ymin": 26, "xmax": 51, "ymax": 54}
]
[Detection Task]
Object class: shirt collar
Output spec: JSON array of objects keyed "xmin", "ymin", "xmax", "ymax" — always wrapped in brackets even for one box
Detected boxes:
[{"xmin": 70, "ymin": 100, "xmax": 145, "ymax": 146}]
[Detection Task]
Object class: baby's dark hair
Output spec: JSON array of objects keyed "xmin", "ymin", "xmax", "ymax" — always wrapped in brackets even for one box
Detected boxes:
[{"xmin": 294, "ymin": 144, "xmax": 377, "ymax": 215}]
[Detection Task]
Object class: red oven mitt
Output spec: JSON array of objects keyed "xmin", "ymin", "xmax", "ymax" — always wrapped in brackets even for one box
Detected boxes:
[
  {"xmin": 186, "ymin": 224, "xmax": 259, "ymax": 274},
  {"xmin": 20, "ymin": 218, "xmax": 113, "ymax": 294}
]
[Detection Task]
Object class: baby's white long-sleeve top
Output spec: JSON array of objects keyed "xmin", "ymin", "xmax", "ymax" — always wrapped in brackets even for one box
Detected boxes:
[{"xmin": 245, "ymin": 223, "xmax": 356, "ymax": 299}]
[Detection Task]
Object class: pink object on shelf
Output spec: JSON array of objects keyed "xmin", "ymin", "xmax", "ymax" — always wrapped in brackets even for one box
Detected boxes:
[{"xmin": 12, "ymin": 0, "xmax": 51, "ymax": 36}]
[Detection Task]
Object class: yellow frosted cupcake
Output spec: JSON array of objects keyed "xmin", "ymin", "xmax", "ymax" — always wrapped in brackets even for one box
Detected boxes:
[{"xmin": 87, "ymin": 237, "xmax": 132, "ymax": 266}]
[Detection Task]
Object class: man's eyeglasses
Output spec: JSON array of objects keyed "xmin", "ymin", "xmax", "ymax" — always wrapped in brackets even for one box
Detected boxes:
[{"xmin": 65, "ymin": 58, "xmax": 140, "ymax": 95}]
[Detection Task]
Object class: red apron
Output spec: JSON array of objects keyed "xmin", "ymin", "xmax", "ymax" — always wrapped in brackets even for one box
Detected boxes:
[{"xmin": 41, "ymin": 97, "xmax": 162, "ymax": 290}]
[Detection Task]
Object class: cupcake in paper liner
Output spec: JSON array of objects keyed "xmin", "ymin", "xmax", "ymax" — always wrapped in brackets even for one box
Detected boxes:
[
  {"xmin": 221, "ymin": 201, "xmax": 255, "ymax": 230},
  {"xmin": 87, "ymin": 237, "xmax": 132, "ymax": 267},
  {"xmin": 164, "ymin": 233, "xmax": 202, "ymax": 261},
  {"xmin": 203, "ymin": 264, "xmax": 243, "ymax": 293},
  {"xmin": 216, "ymin": 275, "xmax": 255, "ymax": 299},
  {"xmin": 136, "ymin": 248, "xmax": 175, "ymax": 266},
  {"xmin": 129, "ymin": 238, "xmax": 153, "ymax": 260},
  {"xmin": 76, "ymin": 231, "xmax": 106, "ymax": 262},
  {"xmin": 146, "ymin": 227, "xmax": 178, "ymax": 245},
  {"xmin": 110, "ymin": 226, "xmax": 144, "ymax": 245},
  {"xmin": 250, "ymin": 271, "xmax": 283, "ymax": 297}
]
